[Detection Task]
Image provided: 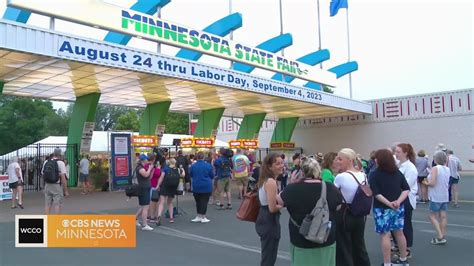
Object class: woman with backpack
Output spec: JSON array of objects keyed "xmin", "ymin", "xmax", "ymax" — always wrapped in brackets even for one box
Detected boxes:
[
  {"xmin": 156, "ymin": 158, "xmax": 184, "ymax": 225},
  {"xmin": 369, "ymin": 149, "xmax": 410, "ymax": 266},
  {"xmin": 278, "ymin": 157, "xmax": 342, "ymax": 265},
  {"xmin": 333, "ymin": 148, "xmax": 371, "ymax": 266},
  {"xmin": 255, "ymin": 153, "xmax": 284, "ymax": 266}
]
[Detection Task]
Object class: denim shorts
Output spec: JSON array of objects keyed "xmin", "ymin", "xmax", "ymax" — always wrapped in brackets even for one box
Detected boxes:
[
  {"xmin": 138, "ymin": 187, "xmax": 151, "ymax": 206},
  {"xmin": 429, "ymin": 201, "xmax": 448, "ymax": 212}
]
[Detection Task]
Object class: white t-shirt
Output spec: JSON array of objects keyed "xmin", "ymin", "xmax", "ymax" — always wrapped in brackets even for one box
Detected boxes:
[
  {"xmin": 448, "ymin": 155, "xmax": 462, "ymax": 179},
  {"xmin": 334, "ymin": 171, "xmax": 367, "ymax": 204},
  {"xmin": 7, "ymin": 162, "xmax": 22, "ymax": 184},
  {"xmin": 79, "ymin": 158, "xmax": 90, "ymax": 175},
  {"xmin": 398, "ymin": 160, "xmax": 418, "ymax": 209},
  {"xmin": 428, "ymin": 165, "xmax": 450, "ymax": 203}
]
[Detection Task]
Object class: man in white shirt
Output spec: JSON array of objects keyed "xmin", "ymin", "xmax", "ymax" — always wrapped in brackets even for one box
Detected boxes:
[
  {"xmin": 44, "ymin": 148, "xmax": 68, "ymax": 214},
  {"xmin": 79, "ymin": 154, "xmax": 91, "ymax": 194}
]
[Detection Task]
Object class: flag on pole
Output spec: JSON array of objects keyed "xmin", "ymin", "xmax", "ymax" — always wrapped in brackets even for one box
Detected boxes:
[{"xmin": 330, "ymin": 0, "xmax": 348, "ymax": 17}]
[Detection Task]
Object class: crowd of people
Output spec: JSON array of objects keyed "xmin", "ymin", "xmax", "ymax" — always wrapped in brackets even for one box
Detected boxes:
[{"xmin": 5, "ymin": 142, "xmax": 465, "ymax": 266}]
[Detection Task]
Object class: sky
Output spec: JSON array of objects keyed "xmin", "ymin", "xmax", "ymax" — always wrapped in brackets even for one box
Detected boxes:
[{"xmin": 0, "ymin": 0, "xmax": 472, "ymax": 109}]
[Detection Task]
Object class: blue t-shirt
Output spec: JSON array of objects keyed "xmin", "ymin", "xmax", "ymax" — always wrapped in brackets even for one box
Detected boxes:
[
  {"xmin": 214, "ymin": 156, "xmax": 232, "ymax": 179},
  {"xmin": 190, "ymin": 160, "xmax": 214, "ymax": 193}
]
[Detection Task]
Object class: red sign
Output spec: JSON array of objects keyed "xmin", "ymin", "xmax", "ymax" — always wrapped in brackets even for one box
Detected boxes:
[
  {"xmin": 114, "ymin": 156, "xmax": 130, "ymax": 177},
  {"xmin": 229, "ymin": 139, "xmax": 259, "ymax": 149},
  {"xmin": 270, "ymin": 142, "xmax": 283, "ymax": 149},
  {"xmin": 229, "ymin": 141, "xmax": 241, "ymax": 148},
  {"xmin": 180, "ymin": 138, "xmax": 214, "ymax": 148},
  {"xmin": 132, "ymin": 135, "xmax": 157, "ymax": 146},
  {"xmin": 243, "ymin": 140, "xmax": 258, "ymax": 147},
  {"xmin": 283, "ymin": 142, "xmax": 296, "ymax": 149},
  {"xmin": 195, "ymin": 138, "xmax": 214, "ymax": 146},
  {"xmin": 181, "ymin": 138, "xmax": 193, "ymax": 147}
]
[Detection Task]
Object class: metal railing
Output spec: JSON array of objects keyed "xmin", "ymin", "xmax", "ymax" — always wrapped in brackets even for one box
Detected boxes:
[{"xmin": 0, "ymin": 144, "xmax": 78, "ymax": 191}]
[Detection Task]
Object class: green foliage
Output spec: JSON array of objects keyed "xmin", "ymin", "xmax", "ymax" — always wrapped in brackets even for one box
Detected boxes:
[
  {"xmin": 165, "ymin": 112, "xmax": 189, "ymax": 134},
  {"xmin": 0, "ymin": 96, "xmax": 65, "ymax": 154},
  {"xmin": 323, "ymin": 86, "xmax": 334, "ymax": 94},
  {"xmin": 115, "ymin": 110, "xmax": 141, "ymax": 132},
  {"xmin": 94, "ymin": 105, "xmax": 130, "ymax": 131}
]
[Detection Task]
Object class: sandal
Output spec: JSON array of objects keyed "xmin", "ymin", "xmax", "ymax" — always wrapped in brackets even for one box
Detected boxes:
[
  {"xmin": 18, "ymin": 204, "xmax": 24, "ymax": 209},
  {"xmin": 11, "ymin": 206, "xmax": 17, "ymax": 209},
  {"xmin": 169, "ymin": 218, "xmax": 174, "ymax": 223}
]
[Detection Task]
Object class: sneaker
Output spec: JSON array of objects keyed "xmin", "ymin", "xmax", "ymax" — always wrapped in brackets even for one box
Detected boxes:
[
  {"xmin": 191, "ymin": 216, "xmax": 203, "ymax": 223},
  {"xmin": 216, "ymin": 204, "xmax": 225, "ymax": 210},
  {"xmin": 430, "ymin": 237, "xmax": 447, "ymax": 245},
  {"xmin": 391, "ymin": 258, "xmax": 409, "ymax": 266},
  {"xmin": 215, "ymin": 201, "xmax": 221, "ymax": 206},
  {"xmin": 200, "ymin": 218, "xmax": 210, "ymax": 223},
  {"xmin": 141, "ymin": 225, "xmax": 153, "ymax": 231},
  {"xmin": 226, "ymin": 204, "xmax": 232, "ymax": 210},
  {"xmin": 156, "ymin": 216, "xmax": 162, "ymax": 226},
  {"xmin": 136, "ymin": 220, "xmax": 142, "ymax": 227},
  {"xmin": 406, "ymin": 249, "xmax": 412, "ymax": 259},
  {"xmin": 169, "ymin": 218, "xmax": 174, "ymax": 223}
]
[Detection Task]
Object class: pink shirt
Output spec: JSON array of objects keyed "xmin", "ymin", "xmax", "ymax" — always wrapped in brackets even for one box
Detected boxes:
[{"xmin": 144, "ymin": 164, "xmax": 162, "ymax": 188}]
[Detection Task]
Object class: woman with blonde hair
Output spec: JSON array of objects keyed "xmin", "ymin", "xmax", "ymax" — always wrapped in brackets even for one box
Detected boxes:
[
  {"xmin": 333, "ymin": 148, "xmax": 371, "ymax": 266},
  {"xmin": 278, "ymin": 157, "xmax": 342, "ymax": 265},
  {"xmin": 255, "ymin": 153, "xmax": 284, "ymax": 266}
]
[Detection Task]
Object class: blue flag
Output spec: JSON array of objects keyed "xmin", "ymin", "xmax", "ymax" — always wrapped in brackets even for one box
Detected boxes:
[{"xmin": 330, "ymin": 0, "xmax": 348, "ymax": 17}]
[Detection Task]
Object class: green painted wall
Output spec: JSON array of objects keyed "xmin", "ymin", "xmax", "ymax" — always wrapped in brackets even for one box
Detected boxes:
[
  {"xmin": 236, "ymin": 113, "xmax": 266, "ymax": 139},
  {"xmin": 66, "ymin": 93, "xmax": 100, "ymax": 187},
  {"xmin": 271, "ymin": 117, "xmax": 299, "ymax": 142},
  {"xmin": 194, "ymin": 108, "xmax": 225, "ymax": 138},
  {"xmin": 139, "ymin": 101, "xmax": 171, "ymax": 135}
]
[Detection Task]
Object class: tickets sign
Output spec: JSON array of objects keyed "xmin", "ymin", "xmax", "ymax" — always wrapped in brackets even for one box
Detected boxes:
[
  {"xmin": 270, "ymin": 142, "xmax": 296, "ymax": 149},
  {"xmin": 132, "ymin": 135, "xmax": 157, "ymax": 147},
  {"xmin": 180, "ymin": 138, "xmax": 214, "ymax": 148},
  {"xmin": 228, "ymin": 139, "xmax": 258, "ymax": 149}
]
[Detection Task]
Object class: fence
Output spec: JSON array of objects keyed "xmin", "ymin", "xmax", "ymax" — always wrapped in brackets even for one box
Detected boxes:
[{"xmin": 0, "ymin": 144, "xmax": 78, "ymax": 191}]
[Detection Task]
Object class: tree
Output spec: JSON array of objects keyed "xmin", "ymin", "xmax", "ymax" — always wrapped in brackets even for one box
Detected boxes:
[
  {"xmin": 0, "ymin": 97, "xmax": 59, "ymax": 154},
  {"xmin": 94, "ymin": 105, "xmax": 130, "ymax": 131},
  {"xmin": 115, "ymin": 111, "xmax": 140, "ymax": 132},
  {"xmin": 165, "ymin": 112, "xmax": 189, "ymax": 134},
  {"xmin": 44, "ymin": 105, "xmax": 72, "ymax": 136}
]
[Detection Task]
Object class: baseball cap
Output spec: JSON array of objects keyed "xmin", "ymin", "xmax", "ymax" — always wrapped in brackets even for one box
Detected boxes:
[
  {"xmin": 139, "ymin": 154, "xmax": 148, "ymax": 161},
  {"xmin": 54, "ymin": 147, "xmax": 62, "ymax": 156}
]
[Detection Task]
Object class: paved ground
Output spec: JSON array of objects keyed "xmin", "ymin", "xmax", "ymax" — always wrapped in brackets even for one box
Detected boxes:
[{"xmin": 1, "ymin": 174, "xmax": 473, "ymax": 266}]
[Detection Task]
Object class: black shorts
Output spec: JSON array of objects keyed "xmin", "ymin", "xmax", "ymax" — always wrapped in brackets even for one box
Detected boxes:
[
  {"xmin": 449, "ymin": 177, "xmax": 459, "ymax": 185},
  {"xmin": 138, "ymin": 187, "xmax": 151, "ymax": 206},
  {"xmin": 417, "ymin": 176, "xmax": 427, "ymax": 183},
  {"xmin": 160, "ymin": 185, "xmax": 178, "ymax": 198},
  {"xmin": 9, "ymin": 181, "xmax": 23, "ymax": 189}
]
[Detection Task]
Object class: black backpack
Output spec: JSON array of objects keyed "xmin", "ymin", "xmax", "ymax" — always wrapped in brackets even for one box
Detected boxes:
[
  {"xmin": 220, "ymin": 158, "xmax": 231, "ymax": 178},
  {"xmin": 346, "ymin": 172, "xmax": 373, "ymax": 216},
  {"xmin": 163, "ymin": 168, "xmax": 180, "ymax": 187},
  {"xmin": 43, "ymin": 159, "xmax": 60, "ymax": 184}
]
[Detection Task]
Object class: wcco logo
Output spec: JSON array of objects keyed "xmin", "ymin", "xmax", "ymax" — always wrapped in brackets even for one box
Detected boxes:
[{"xmin": 15, "ymin": 215, "xmax": 47, "ymax": 247}]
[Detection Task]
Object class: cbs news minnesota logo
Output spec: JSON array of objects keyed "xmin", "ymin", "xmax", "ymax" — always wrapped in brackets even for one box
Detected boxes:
[{"xmin": 15, "ymin": 215, "xmax": 136, "ymax": 248}]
